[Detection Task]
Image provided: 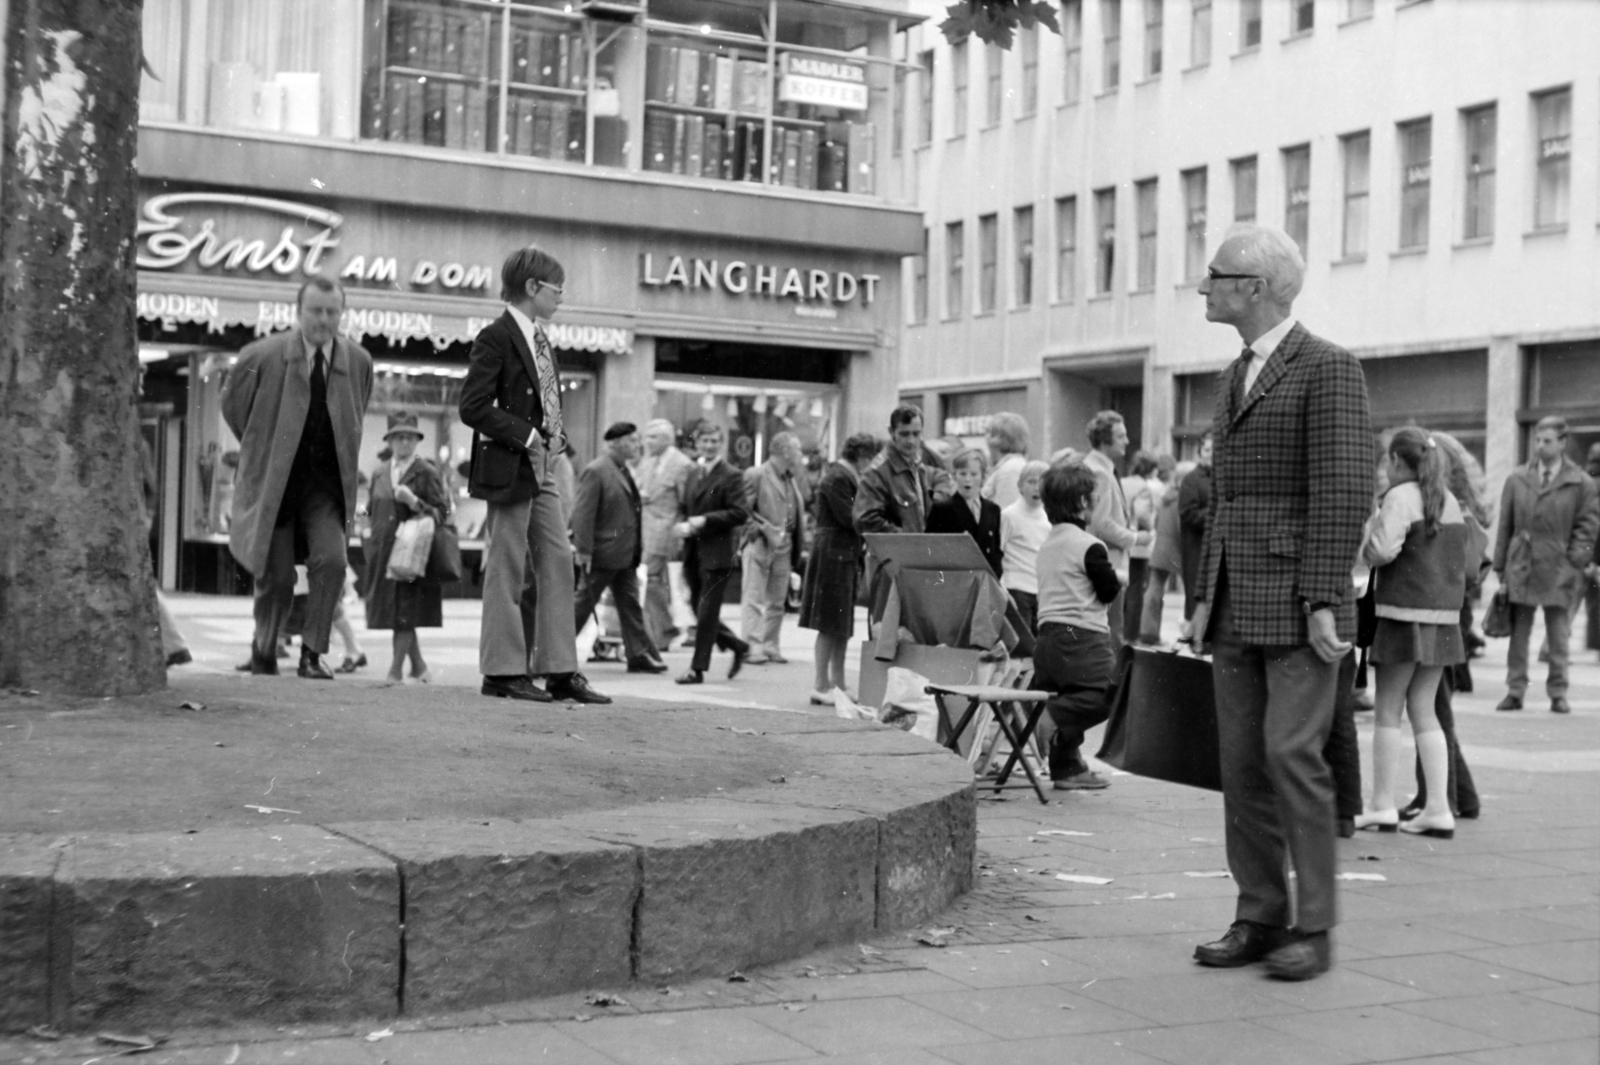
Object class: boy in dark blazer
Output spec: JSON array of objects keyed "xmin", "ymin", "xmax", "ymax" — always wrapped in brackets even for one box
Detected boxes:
[
  {"xmin": 674, "ymin": 423, "xmax": 752, "ymax": 683},
  {"xmin": 570, "ymin": 422, "xmax": 665, "ymax": 673},
  {"xmin": 459, "ymin": 246, "xmax": 607, "ymax": 704},
  {"xmin": 926, "ymin": 448, "xmax": 1004, "ymax": 577}
]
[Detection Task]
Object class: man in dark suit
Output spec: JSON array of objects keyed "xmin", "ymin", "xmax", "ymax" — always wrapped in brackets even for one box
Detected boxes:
[
  {"xmin": 221, "ymin": 277, "xmax": 373, "ymax": 679},
  {"xmin": 571, "ymin": 422, "xmax": 665, "ymax": 673},
  {"xmin": 1189, "ymin": 224, "xmax": 1373, "ymax": 981},
  {"xmin": 459, "ymin": 246, "xmax": 608, "ymax": 704},
  {"xmin": 674, "ymin": 423, "xmax": 752, "ymax": 684}
]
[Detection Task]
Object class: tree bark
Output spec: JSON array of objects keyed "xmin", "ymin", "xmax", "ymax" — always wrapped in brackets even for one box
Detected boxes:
[{"xmin": 1, "ymin": 0, "xmax": 164, "ymax": 694}]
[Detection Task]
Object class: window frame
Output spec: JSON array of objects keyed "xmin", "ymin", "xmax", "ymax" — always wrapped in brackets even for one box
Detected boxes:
[
  {"xmin": 977, "ymin": 212, "xmax": 1000, "ymax": 313},
  {"xmin": 1461, "ymin": 103, "xmax": 1496, "ymax": 242},
  {"xmin": 1102, "ymin": 0, "xmax": 1122, "ymax": 92},
  {"xmin": 917, "ymin": 50, "xmax": 935, "ymax": 146},
  {"xmin": 1340, "ymin": 130, "xmax": 1371, "ymax": 259},
  {"xmin": 1231, "ymin": 155, "xmax": 1258, "ymax": 223},
  {"xmin": 1181, "ymin": 166, "xmax": 1208, "ymax": 282},
  {"xmin": 945, "ymin": 220, "xmax": 966, "ymax": 318},
  {"xmin": 984, "ymin": 41, "xmax": 1004, "ymax": 126},
  {"xmin": 1143, "ymin": 0, "xmax": 1164, "ymax": 78},
  {"xmin": 1189, "ymin": 0, "xmax": 1212, "ymax": 67},
  {"xmin": 1397, "ymin": 116, "xmax": 1432, "ymax": 251},
  {"xmin": 1134, "ymin": 177, "xmax": 1158, "ymax": 290},
  {"xmin": 1532, "ymin": 86, "xmax": 1571, "ymax": 231},
  {"xmin": 1239, "ymin": 0, "xmax": 1262, "ymax": 50},
  {"xmin": 1289, "ymin": 0, "xmax": 1314, "ymax": 36},
  {"xmin": 911, "ymin": 227, "xmax": 930, "ymax": 323},
  {"xmin": 1282, "ymin": 144, "xmax": 1311, "ymax": 256},
  {"xmin": 1014, "ymin": 205, "xmax": 1035, "ymax": 307},
  {"xmin": 1019, "ymin": 23, "xmax": 1039, "ymax": 116},
  {"xmin": 1094, "ymin": 186, "xmax": 1118, "ymax": 295},
  {"xmin": 1062, "ymin": 0, "xmax": 1084, "ymax": 104},
  {"xmin": 951, "ymin": 40, "xmax": 969, "ymax": 138},
  {"xmin": 1055, "ymin": 194, "xmax": 1078, "ymax": 302}
]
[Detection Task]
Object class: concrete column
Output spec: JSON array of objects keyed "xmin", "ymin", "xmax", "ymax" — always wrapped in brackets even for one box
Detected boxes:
[
  {"xmin": 849, "ymin": 344, "xmax": 897, "ymax": 438},
  {"xmin": 1484, "ymin": 336, "xmax": 1522, "ymax": 504},
  {"xmin": 604, "ymin": 333, "xmax": 657, "ymax": 432}
]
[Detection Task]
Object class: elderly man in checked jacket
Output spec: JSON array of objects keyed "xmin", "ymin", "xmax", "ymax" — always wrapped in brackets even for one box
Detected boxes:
[{"xmin": 1188, "ymin": 224, "xmax": 1374, "ymax": 983}]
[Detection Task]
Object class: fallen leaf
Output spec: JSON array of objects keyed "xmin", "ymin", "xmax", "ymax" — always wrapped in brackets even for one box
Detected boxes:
[
  {"xmin": 566, "ymin": 732, "xmax": 587, "ymax": 742},
  {"xmin": 1055, "ymin": 874, "xmax": 1113, "ymax": 885},
  {"xmin": 1041, "ymin": 959, "xmax": 1050, "ymax": 966},
  {"xmin": 178, "ymin": 701, "xmax": 207, "ymax": 711},
  {"xmin": 572, "ymin": 1013, "xmax": 593, "ymax": 1022},
  {"xmin": 857, "ymin": 944, "xmax": 883, "ymax": 956},
  {"xmin": 584, "ymin": 992, "xmax": 628, "ymax": 1007},
  {"xmin": 783, "ymin": 1003, "xmax": 807, "ymax": 1012},
  {"xmin": 1058, "ymin": 1003, "xmax": 1077, "ymax": 1010},
  {"xmin": 1151, "ymin": 892, "xmax": 1177, "ymax": 899},
  {"xmin": 1336, "ymin": 872, "xmax": 1387, "ymax": 882},
  {"xmin": 1183, "ymin": 871, "xmax": 1231, "ymax": 878},
  {"xmin": 96, "ymin": 1031, "xmax": 162, "ymax": 1050},
  {"xmin": 916, "ymin": 934, "xmax": 949, "ymax": 947},
  {"xmin": 1024, "ymin": 914, "xmax": 1045, "ymax": 922},
  {"xmin": 364, "ymin": 1028, "xmax": 393, "ymax": 1042},
  {"xmin": 727, "ymin": 970, "xmax": 749, "ymax": 982},
  {"xmin": 730, "ymin": 727, "xmax": 761, "ymax": 736},
  {"xmin": 244, "ymin": 804, "xmax": 301, "ymax": 815},
  {"xmin": 1036, "ymin": 829, "xmax": 1094, "ymax": 837}
]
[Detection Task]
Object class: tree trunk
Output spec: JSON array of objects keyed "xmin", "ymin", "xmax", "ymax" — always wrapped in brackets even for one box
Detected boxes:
[{"xmin": 0, "ymin": 0, "xmax": 164, "ymax": 694}]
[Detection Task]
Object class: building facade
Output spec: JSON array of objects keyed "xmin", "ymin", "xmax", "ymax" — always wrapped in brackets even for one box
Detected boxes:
[
  {"xmin": 897, "ymin": 0, "xmax": 1599, "ymax": 483},
  {"xmin": 134, "ymin": 0, "xmax": 924, "ymax": 592}
]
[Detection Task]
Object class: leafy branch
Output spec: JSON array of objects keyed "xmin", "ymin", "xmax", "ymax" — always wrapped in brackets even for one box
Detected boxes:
[{"xmin": 939, "ymin": 0, "xmax": 1062, "ymax": 48}]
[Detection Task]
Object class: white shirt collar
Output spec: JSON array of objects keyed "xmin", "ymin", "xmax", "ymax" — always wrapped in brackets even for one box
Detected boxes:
[
  {"xmin": 505, "ymin": 304, "xmax": 544, "ymax": 353},
  {"xmin": 1247, "ymin": 316, "xmax": 1298, "ymax": 362},
  {"xmin": 301, "ymin": 334, "xmax": 331, "ymax": 366}
]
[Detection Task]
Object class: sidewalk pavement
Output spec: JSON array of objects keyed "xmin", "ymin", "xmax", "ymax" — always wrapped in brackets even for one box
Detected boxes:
[{"xmin": 4, "ymin": 594, "xmax": 1595, "ymax": 1064}]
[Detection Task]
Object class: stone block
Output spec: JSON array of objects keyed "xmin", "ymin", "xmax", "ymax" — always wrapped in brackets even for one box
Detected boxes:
[
  {"xmin": 328, "ymin": 820, "xmax": 636, "ymax": 1011},
  {"xmin": 558, "ymin": 800, "xmax": 880, "ymax": 982},
  {"xmin": 0, "ymin": 834, "xmax": 66, "ymax": 1032},
  {"xmin": 874, "ymin": 783, "xmax": 977, "ymax": 929},
  {"xmin": 58, "ymin": 825, "xmax": 398, "ymax": 1030}
]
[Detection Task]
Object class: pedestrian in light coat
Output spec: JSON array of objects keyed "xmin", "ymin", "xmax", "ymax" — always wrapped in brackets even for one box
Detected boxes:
[
  {"xmin": 222, "ymin": 277, "xmax": 373, "ymax": 679},
  {"xmin": 1491, "ymin": 415, "xmax": 1600, "ymax": 715},
  {"xmin": 636, "ymin": 418, "xmax": 694, "ymax": 653},
  {"xmin": 740, "ymin": 431, "xmax": 809, "ymax": 664}
]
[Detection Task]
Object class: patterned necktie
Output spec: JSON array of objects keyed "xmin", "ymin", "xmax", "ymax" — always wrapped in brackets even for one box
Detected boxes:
[
  {"xmin": 1238, "ymin": 347, "xmax": 1256, "ymax": 404},
  {"xmin": 531, "ymin": 324, "xmax": 564, "ymax": 446}
]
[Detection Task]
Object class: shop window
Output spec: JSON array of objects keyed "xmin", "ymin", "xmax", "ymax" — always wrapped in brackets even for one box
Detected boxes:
[
  {"xmin": 1094, "ymin": 187, "xmax": 1117, "ymax": 295},
  {"xmin": 654, "ymin": 362, "xmax": 842, "ymax": 468},
  {"xmin": 1462, "ymin": 104, "xmax": 1496, "ymax": 241},
  {"xmin": 1239, "ymin": 0, "xmax": 1262, "ymax": 49},
  {"xmin": 1231, "ymin": 155, "xmax": 1257, "ymax": 223},
  {"xmin": 1523, "ymin": 341, "xmax": 1600, "ymax": 419},
  {"xmin": 978, "ymin": 213, "xmax": 999, "ymax": 313},
  {"xmin": 1283, "ymin": 144, "xmax": 1310, "ymax": 256},
  {"xmin": 985, "ymin": 42, "xmax": 1003, "ymax": 125},
  {"xmin": 951, "ymin": 40, "xmax": 969, "ymax": 138},
  {"xmin": 1532, "ymin": 87, "xmax": 1571, "ymax": 230},
  {"xmin": 946, "ymin": 220, "xmax": 966, "ymax": 317},
  {"xmin": 1019, "ymin": 25, "xmax": 1039, "ymax": 117},
  {"xmin": 1341, "ymin": 130, "xmax": 1370, "ymax": 259},
  {"xmin": 942, "ymin": 388, "xmax": 1029, "ymax": 449},
  {"xmin": 1062, "ymin": 0, "xmax": 1083, "ymax": 104},
  {"xmin": 1014, "ymin": 206, "xmax": 1035, "ymax": 307},
  {"xmin": 917, "ymin": 50, "xmax": 935, "ymax": 145},
  {"xmin": 1101, "ymin": 0, "xmax": 1122, "ymax": 92},
  {"xmin": 1182, "ymin": 166, "xmax": 1207, "ymax": 282},
  {"xmin": 1134, "ymin": 178, "xmax": 1158, "ymax": 291},
  {"xmin": 1398, "ymin": 117, "xmax": 1432, "ymax": 250},
  {"xmin": 1289, "ymin": 0, "xmax": 1314, "ymax": 36},
  {"xmin": 1143, "ymin": 0, "xmax": 1163, "ymax": 78},
  {"xmin": 1189, "ymin": 0, "xmax": 1212, "ymax": 67},
  {"xmin": 1363, "ymin": 350, "xmax": 1489, "ymax": 465},
  {"xmin": 1055, "ymin": 195, "xmax": 1078, "ymax": 302}
]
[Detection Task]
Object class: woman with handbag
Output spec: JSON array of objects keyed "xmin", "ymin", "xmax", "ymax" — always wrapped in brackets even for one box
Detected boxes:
[{"xmin": 365, "ymin": 412, "xmax": 451, "ymax": 684}]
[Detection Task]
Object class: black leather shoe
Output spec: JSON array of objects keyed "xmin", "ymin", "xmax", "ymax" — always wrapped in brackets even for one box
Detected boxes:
[
  {"xmin": 1496, "ymin": 695, "xmax": 1523, "ymax": 711},
  {"xmin": 547, "ymin": 672, "xmax": 612, "ymax": 704},
  {"xmin": 481, "ymin": 675, "xmax": 554, "ymax": 702},
  {"xmin": 1263, "ymin": 930, "xmax": 1332, "ymax": 981},
  {"xmin": 166, "ymin": 649, "xmax": 192, "ymax": 667},
  {"xmin": 675, "ymin": 668, "xmax": 704, "ymax": 685},
  {"xmin": 298, "ymin": 651, "xmax": 335, "ymax": 680},
  {"xmin": 1194, "ymin": 921, "xmax": 1283, "ymax": 968},
  {"xmin": 1551, "ymin": 696, "xmax": 1571, "ymax": 714},
  {"xmin": 728, "ymin": 646, "xmax": 748, "ymax": 680},
  {"xmin": 336, "ymin": 653, "xmax": 367, "ymax": 674},
  {"xmin": 626, "ymin": 657, "xmax": 669, "ymax": 674}
]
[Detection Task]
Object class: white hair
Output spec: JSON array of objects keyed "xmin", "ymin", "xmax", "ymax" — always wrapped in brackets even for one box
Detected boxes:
[{"xmin": 1224, "ymin": 223, "xmax": 1305, "ymax": 307}]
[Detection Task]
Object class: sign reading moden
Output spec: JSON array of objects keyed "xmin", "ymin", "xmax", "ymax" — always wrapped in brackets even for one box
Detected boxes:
[{"xmin": 639, "ymin": 252, "xmax": 879, "ymax": 307}]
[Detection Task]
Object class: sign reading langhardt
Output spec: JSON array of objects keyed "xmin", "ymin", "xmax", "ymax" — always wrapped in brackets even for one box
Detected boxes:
[
  {"xmin": 136, "ymin": 192, "xmax": 496, "ymax": 293},
  {"xmin": 778, "ymin": 53, "xmax": 868, "ymax": 111},
  {"xmin": 639, "ymin": 252, "xmax": 880, "ymax": 311}
]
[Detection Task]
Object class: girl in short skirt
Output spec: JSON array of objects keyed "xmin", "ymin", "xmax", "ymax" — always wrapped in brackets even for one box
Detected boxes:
[{"xmin": 1355, "ymin": 427, "xmax": 1470, "ymax": 839}]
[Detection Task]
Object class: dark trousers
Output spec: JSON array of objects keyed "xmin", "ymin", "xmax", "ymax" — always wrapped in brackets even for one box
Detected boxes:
[
  {"xmin": 1122, "ymin": 558, "xmax": 1149, "ymax": 643},
  {"xmin": 254, "ymin": 487, "xmax": 345, "ymax": 658},
  {"xmin": 1211, "ymin": 581, "xmax": 1340, "ymax": 933},
  {"xmin": 685, "ymin": 563, "xmax": 748, "ymax": 673},
  {"xmin": 1008, "ymin": 590, "xmax": 1038, "ymax": 639},
  {"xmin": 573, "ymin": 564, "xmax": 654, "ymax": 664},
  {"xmin": 1408, "ymin": 668, "xmax": 1480, "ymax": 817},
  {"xmin": 1324, "ymin": 652, "xmax": 1362, "ymax": 820},
  {"xmin": 1032, "ymin": 622, "xmax": 1116, "ymax": 780}
]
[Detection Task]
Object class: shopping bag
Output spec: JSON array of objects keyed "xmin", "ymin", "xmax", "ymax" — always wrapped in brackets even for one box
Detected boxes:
[
  {"xmin": 1481, "ymin": 587, "xmax": 1512, "ymax": 638},
  {"xmin": 1095, "ymin": 645, "xmax": 1222, "ymax": 792},
  {"xmin": 386, "ymin": 515, "xmax": 435, "ymax": 583},
  {"xmin": 425, "ymin": 519, "xmax": 463, "ymax": 582}
]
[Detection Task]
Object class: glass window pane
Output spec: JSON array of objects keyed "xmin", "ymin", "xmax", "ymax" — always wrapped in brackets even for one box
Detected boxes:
[
  {"xmin": 1095, "ymin": 187, "xmax": 1117, "ymax": 294},
  {"xmin": 1462, "ymin": 105, "xmax": 1496, "ymax": 240},
  {"xmin": 1102, "ymin": 0, "xmax": 1122, "ymax": 91},
  {"xmin": 1398, "ymin": 118, "xmax": 1431, "ymax": 249},
  {"xmin": 1232, "ymin": 156, "xmax": 1257, "ymax": 222},
  {"xmin": 918, "ymin": 51, "xmax": 935, "ymax": 145},
  {"xmin": 1534, "ymin": 89, "xmax": 1571, "ymax": 229},
  {"xmin": 952, "ymin": 41, "xmax": 968, "ymax": 137},
  {"xmin": 1283, "ymin": 145, "xmax": 1310, "ymax": 255},
  {"xmin": 1190, "ymin": 0, "xmax": 1212, "ymax": 66},
  {"xmin": 1144, "ymin": 0, "xmax": 1163, "ymax": 77},
  {"xmin": 1063, "ymin": 0, "xmax": 1083, "ymax": 104},
  {"xmin": 946, "ymin": 221, "xmax": 965, "ymax": 316},
  {"xmin": 1183, "ymin": 167, "xmax": 1208, "ymax": 280},
  {"xmin": 979, "ymin": 213, "xmax": 999, "ymax": 312},
  {"xmin": 1135, "ymin": 178, "xmax": 1158, "ymax": 289},
  {"xmin": 1240, "ymin": 0, "xmax": 1261, "ymax": 48},
  {"xmin": 1342, "ymin": 132, "xmax": 1369, "ymax": 258},
  {"xmin": 985, "ymin": 42, "xmax": 1003, "ymax": 124},
  {"xmin": 1056, "ymin": 195, "xmax": 1078, "ymax": 302},
  {"xmin": 1015, "ymin": 206, "xmax": 1035, "ymax": 306},
  {"xmin": 196, "ymin": 0, "xmax": 364, "ymax": 139}
]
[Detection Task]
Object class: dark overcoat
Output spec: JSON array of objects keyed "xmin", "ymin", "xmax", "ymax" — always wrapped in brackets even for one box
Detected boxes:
[
  {"xmin": 799, "ymin": 462, "xmax": 865, "ymax": 638},
  {"xmin": 364, "ymin": 458, "xmax": 450, "ymax": 629},
  {"xmin": 682, "ymin": 459, "xmax": 749, "ymax": 571},
  {"xmin": 1195, "ymin": 323, "xmax": 1373, "ymax": 646},
  {"xmin": 571, "ymin": 452, "xmax": 643, "ymax": 572},
  {"xmin": 1492, "ymin": 459, "xmax": 1600, "ymax": 606}
]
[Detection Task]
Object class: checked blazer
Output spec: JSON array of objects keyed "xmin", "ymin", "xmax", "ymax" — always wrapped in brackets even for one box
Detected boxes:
[{"xmin": 1195, "ymin": 322, "xmax": 1373, "ymax": 646}]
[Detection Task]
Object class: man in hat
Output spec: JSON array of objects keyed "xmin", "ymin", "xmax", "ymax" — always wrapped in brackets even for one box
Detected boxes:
[
  {"xmin": 222, "ymin": 277, "xmax": 373, "ymax": 679},
  {"xmin": 571, "ymin": 422, "xmax": 665, "ymax": 672},
  {"xmin": 459, "ymin": 246, "xmax": 609, "ymax": 703}
]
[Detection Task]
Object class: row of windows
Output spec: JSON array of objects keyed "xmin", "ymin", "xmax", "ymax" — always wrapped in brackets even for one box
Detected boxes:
[
  {"xmin": 908, "ymin": 86, "xmax": 1577, "ymax": 321},
  {"xmin": 911, "ymin": 0, "xmax": 1429, "ymax": 143}
]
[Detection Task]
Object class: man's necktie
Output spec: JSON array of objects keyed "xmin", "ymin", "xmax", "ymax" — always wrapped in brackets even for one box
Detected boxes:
[
  {"xmin": 532, "ymin": 325, "xmax": 564, "ymax": 446},
  {"xmin": 1542, "ymin": 466, "xmax": 1552, "ymax": 488},
  {"xmin": 1238, "ymin": 347, "xmax": 1256, "ymax": 404},
  {"xmin": 312, "ymin": 346, "xmax": 327, "ymax": 405}
]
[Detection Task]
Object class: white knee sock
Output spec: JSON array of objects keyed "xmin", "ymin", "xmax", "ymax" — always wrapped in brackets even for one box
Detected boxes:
[
  {"xmin": 1415, "ymin": 729, "xmax": 1454, "ymax": 823},
  {"xmin": 1370, "ymin": 725, "xmax": 1403, "ymax": 813}
]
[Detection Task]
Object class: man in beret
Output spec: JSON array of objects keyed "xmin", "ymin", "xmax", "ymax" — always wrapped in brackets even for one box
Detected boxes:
[{"xmin": 571, "ymin": 422, "xmax": 666, "ymax": 673}]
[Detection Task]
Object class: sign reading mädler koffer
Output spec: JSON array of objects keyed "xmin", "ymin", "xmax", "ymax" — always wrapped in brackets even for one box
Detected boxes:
[{"xmin": 778, "ymin": 53, "xmax": 868, "ymax": 111}]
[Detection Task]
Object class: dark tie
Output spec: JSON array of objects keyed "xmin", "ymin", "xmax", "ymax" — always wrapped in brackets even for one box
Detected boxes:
[
  {"xmin": 1237, "ymin": 347, "xmax": 1254, "ymax": 406},
  {"xmin": 311, "ymin": 346, "xmax": 327, "ymax": 406},
  {"xmin": 1542, "ymin": 466, "xmax": 1551, "ymax": 488}
]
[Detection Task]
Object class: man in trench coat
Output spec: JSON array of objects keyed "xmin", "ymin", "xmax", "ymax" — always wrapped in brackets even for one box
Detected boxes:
[
  {"xmin": 222, "ymin": 277, "xmax": 373, "ymax": 678},
  {"xmin": 1492, "ymin": 415, "xmax": 1600, "ymax": 714}
]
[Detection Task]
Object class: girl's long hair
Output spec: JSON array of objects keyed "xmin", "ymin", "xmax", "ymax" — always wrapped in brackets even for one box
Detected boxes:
[
  {"xmin": 1389, "ymin": 427, "xmax": 1448, "ymax": 536},
  {"xmin": 1430, "ymin": 430, "xmax": 1492, "ymax": 528}
]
